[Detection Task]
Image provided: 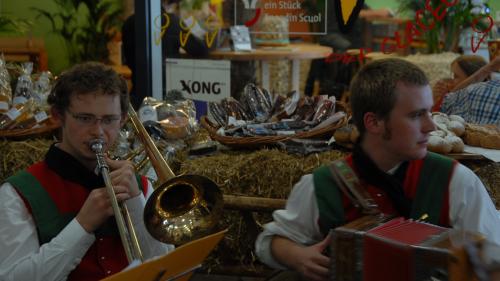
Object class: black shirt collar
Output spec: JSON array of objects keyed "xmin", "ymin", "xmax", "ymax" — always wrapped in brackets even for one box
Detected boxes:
[
  {"xmin": 45, "ymin": 144, "xmax": 119, "ymax": 235},
  {"xmin": 352, "ymin": 144, "xmax": 412, "ymax": 217},
  {"xmin": 45, "ymin": 144, "xmax": 104, "ymax": 190}
]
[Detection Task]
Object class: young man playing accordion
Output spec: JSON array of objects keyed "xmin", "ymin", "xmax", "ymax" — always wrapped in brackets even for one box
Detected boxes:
[{"xmin": 256, "ymin": 58, "xmax": 500, "ymax": 281}]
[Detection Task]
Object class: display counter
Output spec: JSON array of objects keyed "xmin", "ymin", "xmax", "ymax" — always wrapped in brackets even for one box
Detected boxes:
[{"xmin": 209, "ymin": 43, "xmax": 332, "ymax": 93}]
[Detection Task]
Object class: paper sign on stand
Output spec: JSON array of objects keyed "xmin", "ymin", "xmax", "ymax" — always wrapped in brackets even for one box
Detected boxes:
[
  {"xmin": 166, "ymin": 58, "xmax": 230, "ymax": 119},
  {"xmin": 102, "ymin": 229, "xmax": 227, "ymax": 281}
]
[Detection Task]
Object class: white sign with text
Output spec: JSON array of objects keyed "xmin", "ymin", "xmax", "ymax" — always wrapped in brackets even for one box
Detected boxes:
[
  {"xmin": 165, "ymin": 58, "xmax": 230, "ymax": 103},
  {"xmin": 234, "ymin": 0, "xmax": 327, "ymax": 34}
]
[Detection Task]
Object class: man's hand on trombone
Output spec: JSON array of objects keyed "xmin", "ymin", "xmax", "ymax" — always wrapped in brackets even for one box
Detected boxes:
[
  {"xmin": 75, "ymin": 158, "xmax": 140, "ymax": 233},
  {"xmin": 107, "ymin": 157, "xmax": 141, "ymax": 198}
]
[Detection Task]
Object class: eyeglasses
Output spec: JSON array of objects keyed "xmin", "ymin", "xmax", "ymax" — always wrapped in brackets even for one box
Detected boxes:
[{"xmin": 67, "ymin": 110, "xmax": 122, "ymax": 127}]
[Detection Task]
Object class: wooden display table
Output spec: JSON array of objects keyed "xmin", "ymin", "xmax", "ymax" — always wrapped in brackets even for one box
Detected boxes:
[{"xmin": 209, "ymin": 43, "xmax": 332, "ymax": 93}]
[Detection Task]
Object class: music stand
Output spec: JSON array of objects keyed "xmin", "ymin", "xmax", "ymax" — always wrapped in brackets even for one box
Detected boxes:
[{"xmin": 102, "ymin": 229, "xmax": 227, "ymax": 281}]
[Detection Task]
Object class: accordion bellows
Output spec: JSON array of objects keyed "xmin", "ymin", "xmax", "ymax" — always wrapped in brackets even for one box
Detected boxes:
[{"xmin": 330, "ymin": 215, "xmax": 483, "ymax": 281}]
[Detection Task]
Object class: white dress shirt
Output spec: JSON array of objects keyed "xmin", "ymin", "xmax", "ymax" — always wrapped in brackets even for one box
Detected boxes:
[
  {"xmin": 255, "ymin": 163, "xmax": 500, "ymax": 269},
  {"xmin": 0, "ymin": 180, "xmax": 174, "ymax": 281}
]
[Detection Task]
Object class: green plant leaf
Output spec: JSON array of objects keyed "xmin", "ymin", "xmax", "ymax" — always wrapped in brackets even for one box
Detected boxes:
[
  {"xmin": 31, "ymin": 0, "xmax": 123, "ymax": 64},
  {"xmin": 0, "ymin": 15, "xmax": 32, "ymax": 34}
]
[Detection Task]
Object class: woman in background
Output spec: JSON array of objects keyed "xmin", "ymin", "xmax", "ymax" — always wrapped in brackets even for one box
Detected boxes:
[
  {"xmin": 432, "ymin": 55, "xmax": 487, "ymax": 111},
  {"xmin": 439, "ymin": 56, "xmax": 500, "ymax": 124},
  {"xmin": 122, "ymin": 0, "xmax": 210, "ymax": 109}
]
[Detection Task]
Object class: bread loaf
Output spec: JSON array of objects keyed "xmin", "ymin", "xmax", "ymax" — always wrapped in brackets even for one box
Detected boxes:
[
  {"xmin": 350, "ymin": 126, "xmax": 360, "ymax": 143},
  {"xmin": 433, "ymin": 114, "xmax": 450, "ymax": 126},
  {"xmin": 427, "ymin": 112, "xmax": 466, "ymax": 153},
  {"xmin": 464, "ymin": 124, "xmax": 500, "ymax": 149},
  {"xmin": 445, "ymin": 135, "xmax": 465, "ymax": 153},
  {"xmin": 449, "ymin": 115, "xmax": 465, "ymax": 124},
  {"xmin": 430, "ymin": 130, "xmax": 446, "ymax": 138},
  {"xmin": 448, "ymin": 121, "xmax": 465, "ymax": 137},
  {"xmin": 428, "ymin": 135, "xmax": 452, "ymax": 154},
  {"xmin": 159, "ymin": 116, "xmax": 190, "ymax": 139},
  {"xmin": 334, "ymin": 125, "xmax": 352, "ymax": 143}
]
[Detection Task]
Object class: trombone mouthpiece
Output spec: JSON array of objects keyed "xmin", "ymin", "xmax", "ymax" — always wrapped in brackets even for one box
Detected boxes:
[
  {"xmin": 90, "ymin": 139, "xmax": 108, "ymax": 172},
  {"xmin": 89, "ymin": 139, "xmax": 105, "ymax": 153}
]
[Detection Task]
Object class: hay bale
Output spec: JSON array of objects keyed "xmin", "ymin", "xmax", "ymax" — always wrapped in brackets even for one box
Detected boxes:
[
  {"xmin": 473, "ymin": 162, "xmax": 500, "ymax": 208},
  {"xmin": 180, "ymin": 148, "xmax": 347, "ymax": 274},
  {"xmin": 2, "ymin": 137, "xmax": 499, "ymax": 276},
  {"xmin": 369, "ymin": 52, "xmax": 459, "ymax": 87},
  {"xmin": 403, "ymin": 52, "xmax": 459, "ymax": 87},
  {"xmin": 0, "ymin": 139, "xmax": 52, "ymax": 182},
  {"xmin": 180, "ymin": 148, "xmax": 346, "ymax": 198}
]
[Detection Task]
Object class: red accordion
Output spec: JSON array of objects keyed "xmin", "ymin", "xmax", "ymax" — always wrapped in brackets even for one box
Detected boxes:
[{"xmin": 330, "ymin": 215, "xmax": 484, "ymax": 281}]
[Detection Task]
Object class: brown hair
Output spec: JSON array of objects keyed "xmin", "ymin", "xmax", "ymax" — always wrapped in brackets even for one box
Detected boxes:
[
  {"xmin": 48, "ymin": 62, "xmax": 129, "ymax": 115},
  {"xmin": 452, "ymin": 55, "xmax": 487, "ymax": 76},
  {"xmin": 350, "ymin": 58, "xmax": 429, "ymax": 138}
]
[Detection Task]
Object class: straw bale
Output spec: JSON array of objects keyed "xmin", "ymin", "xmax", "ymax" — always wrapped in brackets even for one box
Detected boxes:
[
  {"xmin": 179, "ymin": 148, "xmax": 347, "ymax": 273},
  {"xmin": 473, "ymin": 162, "xmax": 500, "ymax": 208},
  {"xmin": 180, "ymin": 148, "xmax": 347, "ymax": 199},
  {"xmin": 0, "ymin": 139, "xmax": 52, "ymax": 182},
  {"xmin": 2, "ymin": 136, "xmax": 499, "ymax": 276},
  {"xmin": 402, "ymin": 52, "xmax": 459, "ymax": 87},
  {"xmin": 254, "ymin": 60, "xmax": 311, "ymax": 95},
  {"xmin": 368, "ymin": 52, "xmax": 459, "ymax": 87}
]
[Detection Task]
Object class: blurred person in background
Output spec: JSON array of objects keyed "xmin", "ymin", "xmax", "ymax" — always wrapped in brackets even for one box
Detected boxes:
[
  {"xmin": 432, "ymin": 55, "xmax": 487, "ymax": 111},
  {"xmin": 304, "ymin": 5, "xmax": 393, "ymax": 98},
  {"xmin": 439, "ymin": 56, "xmax": 500, "ymax": 125},
  {"xmin": 122, "ymin": 0, "xmax": 211, "ymax": 110}
]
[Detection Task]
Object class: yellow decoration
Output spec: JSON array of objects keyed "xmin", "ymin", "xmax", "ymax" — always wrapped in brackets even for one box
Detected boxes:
[
  {"xmin": 205, "ymin": 15, "xmax": 221, "ymax": 48},
  {"xmin": 154, "ymin": 12, "xmax": 171, "ymax": 46},
  {"xmin": 179, "ymin": 16, "xmax": 196, "ymax": 47},
  {"xmin": 340, "ymin": 0, "xmax": 361, "ymax": 25}
]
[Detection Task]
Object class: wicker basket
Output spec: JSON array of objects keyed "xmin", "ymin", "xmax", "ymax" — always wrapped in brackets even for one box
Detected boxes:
[
  {"xmin": 0, "ymin": 117, "xmax": 60, "ymax": 140},
  {"xmin": 200, "ymin": 102, "xmax": 349, "ymax": 148}
]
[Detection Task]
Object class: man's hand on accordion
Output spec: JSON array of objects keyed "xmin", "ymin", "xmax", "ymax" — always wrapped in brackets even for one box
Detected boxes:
[{"xmin": 271, "ymin": 234, "xmax": 332, "ymax": 281}]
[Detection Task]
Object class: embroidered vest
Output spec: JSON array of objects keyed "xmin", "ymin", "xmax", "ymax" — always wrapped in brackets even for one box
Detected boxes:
[
  {"xmin": 313, "ymin": 152, "xmax": 456, "ymax": 235},
  {"xmin": 6, "ymin": 161, "xmax": 148, "ymax": 281}
]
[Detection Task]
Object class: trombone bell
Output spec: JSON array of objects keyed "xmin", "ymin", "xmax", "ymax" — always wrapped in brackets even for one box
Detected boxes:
[
  {"xmin": 144, "ymin": 175, "xmax": 223, "ymax": 245},
  {"xmin": 128, "ymin": 104, "xmax": 224, "ymax": 246}
]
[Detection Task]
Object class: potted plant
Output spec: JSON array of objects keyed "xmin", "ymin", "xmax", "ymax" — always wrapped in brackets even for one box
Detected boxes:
[
  {"xmin": 0, "ymin": 15, "xmax": 32, "ymax": 34},
  {"xmin": 32, "ymin": 0, "xmax": 123, "ymax": 64},
  {"xmin": 398, "ymin": 0, "xmax": 491, "ymax": 53}
]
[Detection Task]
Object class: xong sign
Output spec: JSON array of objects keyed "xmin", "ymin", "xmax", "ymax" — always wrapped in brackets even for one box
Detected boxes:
[
  {"xmin": 180, "ymin": 80, "xmax": 223, "ymax": 95},
  {"xmin": 166, "ymin": 58, "xmax": 230, "ymax": 103}
]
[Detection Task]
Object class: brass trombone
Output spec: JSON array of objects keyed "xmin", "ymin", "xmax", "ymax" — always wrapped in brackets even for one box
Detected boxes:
[
  {"xmin": 90, "ymin": 106, "xmax": 224, "ymax": 264},
  {"xmin": 90, "ymin": 139, "xmax": 144, "ymax": 263},
  {"xmin": 91, "ymin": 104, "xmax": 286, "ymax": 264}
]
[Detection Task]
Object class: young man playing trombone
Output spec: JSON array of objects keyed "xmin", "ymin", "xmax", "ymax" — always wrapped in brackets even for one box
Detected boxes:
[{"xmin": 0, "ymin": 62, "xmax": 173, "ymax": 281}]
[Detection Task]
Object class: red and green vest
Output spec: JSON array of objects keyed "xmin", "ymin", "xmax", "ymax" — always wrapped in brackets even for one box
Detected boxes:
[
  {"xmin": 6, "ymin": 161, "xmax": 148, "ymax": 281},
  {"xmin": 313, "ymin": 152, "xmax": 456, "ymax": 235}
]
